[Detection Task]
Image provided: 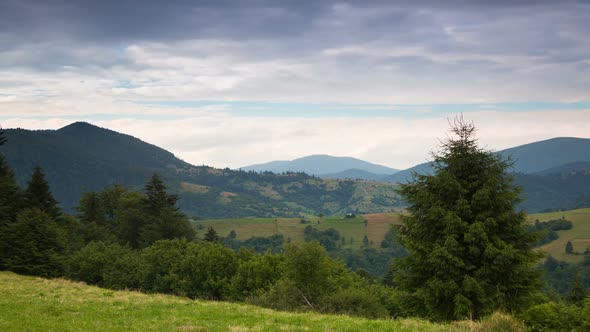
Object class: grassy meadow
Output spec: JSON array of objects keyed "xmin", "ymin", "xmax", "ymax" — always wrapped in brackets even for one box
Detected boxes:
[
  {"xmin": 529, "ymin": 207, "xmax": 590, "ymax": 262},
  {"xmin": 192, "ymin": 213, "xmax": 402, "ymax": 250},
  {"xmin": 0, "ymin": 271, "xmax": 481, "ymax": 332}
]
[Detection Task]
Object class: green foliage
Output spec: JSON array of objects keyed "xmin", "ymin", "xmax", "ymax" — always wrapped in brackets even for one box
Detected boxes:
[
  {"xmin": 527, "ymin": 218, "xmax": 573, "ymax": 247},
  {"xmin": 0, "ymin": 208, "xmax": 66, "ymax": 277},
  {"xmin": 303, "ymin": 226, "xmax": 340, "ymax": 251},
  {"xmin": 394, "ymin": 119, "xmax": 541, "ymax": 321},
  {"xmin": 520, "ymin": 300, "xmax": 590, "ymax": 332},
  {"xmin": 566, "ymin": 241, "xmax": 574, "ymax": 254},
  {"xmin": 230, "ymin": 250, "xmax": 284, "ymax": 300},
  {"xmin": 143, "ymin": 173, "xmax": 178, "ymax": 214},
  {"xmin": 204, "ymin": 226, "xmax": 219, "ymax": 242},
  {"xmin": 0, "ymin": 151, "xmax": 20, "ymax": 226},
  {"xmin": 319, "ymin": 286, "xmax": 390, "ymax": 319},
  {"xmin": 67, "ymin": 241, "xmax": 140, "ymax": 289},
  {"xmin": 23, "ymin": 165, "xmax": 61, "ymax": 219}
]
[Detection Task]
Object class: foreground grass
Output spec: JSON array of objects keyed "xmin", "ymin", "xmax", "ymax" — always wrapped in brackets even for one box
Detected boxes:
[{"xmin": 0, "ymin": 271, "xmax": 467, "ymax": 332}]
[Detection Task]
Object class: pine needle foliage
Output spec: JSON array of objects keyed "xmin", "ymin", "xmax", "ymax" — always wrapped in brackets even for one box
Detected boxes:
[{"xmin": 394, "ymin": 117, "xmax": 541, "ymax": 321}]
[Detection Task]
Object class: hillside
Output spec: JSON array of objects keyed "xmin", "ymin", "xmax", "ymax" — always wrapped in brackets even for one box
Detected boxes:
[
  {"xmin": 529, "ymin": 208, "xmax": 590, "ymax": 263},
  {"xmin": 241, "ymin": 154, "xmax": 399, "ymax": 177},
  {"xmin": 193, "ymin": 213, "xmax": 403, "ymax": 250},
  {"xmin": 0, "ymin": 271, "xmax": 458, "ymax": 332},
  {"xmin": 385, "ymin": 137, "xmax": 590, "ymax": 212},
  {"xmin": 1, "ymin": 123, "xmax": 404, "ymax": 218},
  {"xmin": 386, "ymin": 137, "xmax": 590, "ymax": 183}
]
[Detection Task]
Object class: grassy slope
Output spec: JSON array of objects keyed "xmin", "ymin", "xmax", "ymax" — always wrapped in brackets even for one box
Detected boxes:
[
  {"xmin": 193, "ymin": 213, "xmax": 402, "ymax": 250},
  {"xmin": 529, "ymin": 207, "xmax": 590, "ymax": 262},
  {"xmin": 0, "ymin": 271, "xmax": 457, "ymax": 332}
]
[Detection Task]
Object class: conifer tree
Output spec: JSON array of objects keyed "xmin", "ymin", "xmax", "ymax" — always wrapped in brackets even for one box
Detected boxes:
[
  {"xmin": 0, "ymin": 127, "xmax": 21, "ymax": 226},
  {"xmin": 23, "ymin": 165, "xmax": 61, "ymax": 219},
  {"xmin": 143, "ymin": 173, "xmax": 178, "ymax": 214},
  {"xmin": 394, "ymin": 117, "xmax": 540, "ymax": 321},
  {"xmin": 204, "ymin": 227, "xmax": 219, "ymax": 242},
  {"xmin": 566, "ymin": 240, "xmax": 574, "ymax": 254}
]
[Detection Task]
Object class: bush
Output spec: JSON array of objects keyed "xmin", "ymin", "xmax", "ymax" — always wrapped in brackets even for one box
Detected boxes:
[
  {"xmin": 520, "ymin": 301, "xmax": 590, "ymax": 331},
  {"xmin": 319, "ymin": 287, "xmax": 389, "ymax": 318},
  {"xmin": 137, "ymin": 239, "xmax": 238, "ymax": 299},
  {"xmin": 67, "ymin": 241, "xmax": 140, "ymax": 289},
  {"xmin": 0, "ymin": 208, "xmax": 66, "ymax": 278}
]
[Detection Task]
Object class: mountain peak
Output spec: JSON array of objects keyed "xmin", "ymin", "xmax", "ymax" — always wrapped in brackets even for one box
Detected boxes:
[{"xmin": 57, "ymin": 121, "xmax": 102, "ymax": 133}]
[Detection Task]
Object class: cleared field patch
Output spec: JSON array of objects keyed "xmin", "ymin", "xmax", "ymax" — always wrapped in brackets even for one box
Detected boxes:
[
  {"xmin": 529, "ymin": 208, "xmax": 590, "ymax": 263},
  {"xmin": 0, "ymin": 271, "xmax": 458, "ymax": 332},
  {"xmin": 193, "ymin": 214, "xmax": 403, "ymax": 250},
  {"xmin": 180, "ymin": 182, "xmax": 210, "ymax": 193},
  {"xmin": 363, "ymin": 213, "xmax": 403, "ymax": 246}
]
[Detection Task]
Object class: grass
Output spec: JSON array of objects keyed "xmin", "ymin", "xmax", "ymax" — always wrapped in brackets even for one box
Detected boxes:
[
  {"xmin": 528, "ymin": 207, "xmax": 590, "ymax": 263},
  {"xmin": 192, "ymin": 213, "xmax": 402, "ymax": 250},
  {"xmin": 0, "ymin": 271, "xmax": 469, "ymax": 332}
]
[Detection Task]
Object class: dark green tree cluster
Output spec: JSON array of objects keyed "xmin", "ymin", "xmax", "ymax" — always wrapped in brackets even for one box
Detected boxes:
[
  {"xmin": 76, "ymin": 174, "xmax": 194, "ymax": 249},
  {"xmin": 67, "ymin": 239, "xmax": 402, "ymax": 319},
  {"xmin": 394, "ymin": 118, "xmax": 541, "ymax": 321}
]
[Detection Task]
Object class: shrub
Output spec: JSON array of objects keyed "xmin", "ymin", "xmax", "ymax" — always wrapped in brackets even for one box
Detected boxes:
[{"xmin": 67, "ymin": 241, "xmax": 140, "ymax": 289}]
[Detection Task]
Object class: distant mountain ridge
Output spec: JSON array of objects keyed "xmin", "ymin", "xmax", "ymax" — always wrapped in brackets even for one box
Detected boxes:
[
  {"xmin": 1, "ymin": 122, "xmax": 404, "ymax": 218},
  {"xmin": 385, "ymin": 137, "xmax": 590, "ymax": 183},
  {"xmin": 241, "ymin": 155, "xmax": 399, "ymax": 179}
]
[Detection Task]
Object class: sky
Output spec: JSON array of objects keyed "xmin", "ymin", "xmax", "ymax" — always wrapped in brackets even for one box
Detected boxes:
[{"xmin": 1, "ymin": 0, "xmax": 590, "ymax": 169}]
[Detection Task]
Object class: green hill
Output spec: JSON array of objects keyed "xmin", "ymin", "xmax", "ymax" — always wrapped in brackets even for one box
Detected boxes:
[
  {"xmin": 1, "ymin": 123, "xmax": 404, "ymax": 218},
  {"xmin": 529, "ymin": 208, "xmax": 590, "ymax": 263},
  {"xmin": 193, "ymin": 213, "xmax": 402, "ymax": 250},
  {"xmin": 0, "ymin": 271, "xmax": 465, "ymax": 332}
]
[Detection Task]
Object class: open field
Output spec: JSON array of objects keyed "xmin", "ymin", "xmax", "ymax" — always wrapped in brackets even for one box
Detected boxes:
[
  {"xmin": 193, "ymin": 213, "xmax": 402, "ymax": 250},
  {"xmin": 0, "ymin": 271, "xmax": 467, "ymax": 332},
  {"xmin": 529, "ymin": 208, "xmax": 590, "ymax": 262}
]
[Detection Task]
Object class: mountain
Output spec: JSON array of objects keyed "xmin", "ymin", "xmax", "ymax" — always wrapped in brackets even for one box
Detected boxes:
[
  {"xmin": 1, "ymin": 122, "xmax": 403, "ymax": 218},
  {"xmin": 383, "ymin": 137, "xmax": 590, "ymax": 212},
  {"xmin": 385, "ymin": 137, "xmax": 590, "ymax": 183},
  {"xmin": 241, "ymin": 155, "xmax": 399, "ymax": 177}
]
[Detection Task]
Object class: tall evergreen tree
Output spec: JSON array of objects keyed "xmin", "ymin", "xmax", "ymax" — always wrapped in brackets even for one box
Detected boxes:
[
  {"xmin": 204, "ymin": 227, "xmax": 219, "ymax": 242},
  {"xmin": 23, "ymin": 165, "xmax": 61, "ymax": 219},
  {"xmin": 394, "ymin": 118, "xmax": 540, "ymax": 321},
  {"xmin": 143, "ymin": 173, "xmax": 178, "ymax": 214},
  {"xmin": 0, "ymin": 127, "xmax": 21, "ymax": 226}
]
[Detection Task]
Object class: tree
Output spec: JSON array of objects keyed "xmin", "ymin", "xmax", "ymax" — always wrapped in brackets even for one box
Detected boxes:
[
  {"xmin": 23, "ymin": 165, "xmax": 61, "ymax": 219},
  {"xmin": 566, "ymin": 241, "xmax": 574, "ymax": 254},
  {"xmin": 394, "ymin": 117, "xmax": 540, "ymax": 321},
  {"xmin": 0, "ymin": 208, "xmax": 66, "ymax": 277},
  {"xmin": 566, "ymin": 269, "xmax": 588, "ymax": 306},
  {"xmin": 143, "ymin": 173, "xmax": 178, "ymax": 214},
  {"xmin": 0, "ymin": 127, "xmax": 20, "ymax": 226},
  {"xmin": 204, "ymin": 227, "xmax": 219, "ymax": 242}
]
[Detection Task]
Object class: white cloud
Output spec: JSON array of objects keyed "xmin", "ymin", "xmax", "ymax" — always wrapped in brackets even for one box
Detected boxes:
[{"xmin": 3, "ymin": 110, "xmax": 590, "ymax": 170}]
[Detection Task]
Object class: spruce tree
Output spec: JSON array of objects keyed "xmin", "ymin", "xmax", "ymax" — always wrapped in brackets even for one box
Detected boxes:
[
  {"xmin": 204, "ymin": 227, "xmax": 219, "ymax": 242},
  {"xmin": 394, "ymin": 117, "xmax": 540, "ymax": 321},
  {"xmin": 143, "ymin": 173, "xmax": 178, "ymax": 214},
  {"xmin": 566, "ymin": 240, "xmax": 574, "ymax": 254},
  {"xmin": 23, "ymin": 165, "xmax": 61, "ymax": 219},
  {"xmin": 0, "ymin": 128, "xmax": 21, "ymax": 226}
]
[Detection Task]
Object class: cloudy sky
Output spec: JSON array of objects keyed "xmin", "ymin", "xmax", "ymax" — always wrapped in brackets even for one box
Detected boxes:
[{"xmin": 1, "ymin": 0, "xmax": 589, "ymax": 169}]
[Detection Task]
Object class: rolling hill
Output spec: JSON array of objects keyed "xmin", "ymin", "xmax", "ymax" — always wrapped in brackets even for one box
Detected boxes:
[
  {"xmin": 1, "ymin": 122, "xmax": 404, "ymax": 218},
  {"xmin": 384, "ymin": 137, "xmax": 590, "ymax": 212},
  {"xmin": 241, "ymin": 154, "xmax": 399, "ymax": 179},
  {"xmin": 385, "ymin": 137, "xmax": 590, "ymax": 183}
]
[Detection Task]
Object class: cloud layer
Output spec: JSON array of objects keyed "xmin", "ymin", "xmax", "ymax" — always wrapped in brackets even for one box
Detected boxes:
[{"xmin": 1, "ymin": 1, "xmax": 589, "ymax": 168}]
